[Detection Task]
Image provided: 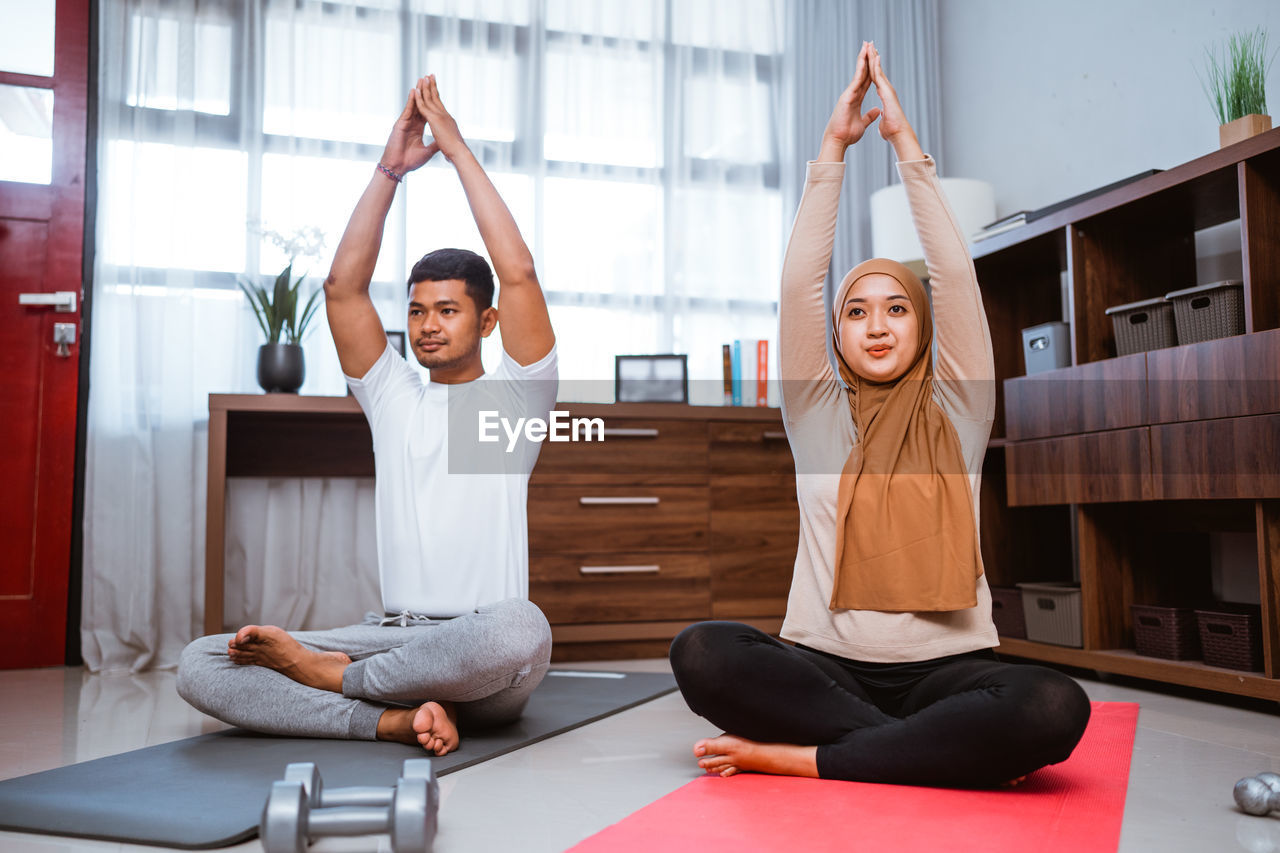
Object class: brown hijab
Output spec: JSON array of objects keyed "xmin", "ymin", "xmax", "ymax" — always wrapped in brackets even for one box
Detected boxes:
[{"xmin": 828, "ymin": 258, "xmax": 983, "ymax": 612}]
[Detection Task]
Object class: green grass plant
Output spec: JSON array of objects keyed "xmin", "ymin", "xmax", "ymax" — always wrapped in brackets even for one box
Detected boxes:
[{"xmin": 1201, "ymin": 28, "xmax": 1273, "ymax": 125}]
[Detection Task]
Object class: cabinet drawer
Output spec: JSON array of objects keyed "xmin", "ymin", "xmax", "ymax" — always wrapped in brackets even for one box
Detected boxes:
[
  {"xmin": 528, "ymin": 485, "xmax": 709, "ymax": 553},
  {"xmin": 530, "ymin": 552, "xmax": 711, "ymax": 624},
  {"xmin": 530, "ymin": 417, "xmax": 708, "ymax": 485},
  {"xmin": 710, "ymin": 475, "xmax": 799, "ymax": 618},
  {"xmin": 1003, "ymin": 352, "xmax": 1147, "ymax": 440},
  {"xmin": 1151, "ymin": 414, "xmax": 1280, "ymax": 499},
  {"xmin": 709, "ymin": 421, "xmax": 794, "ymax": 475},
  {"xmin": 1006, "ymin": 427, "xmax": 1152, "ymax": 505},
  {"xmin": 1147, "ymin": 329, "xmax": 1280, "ymax": 423}
]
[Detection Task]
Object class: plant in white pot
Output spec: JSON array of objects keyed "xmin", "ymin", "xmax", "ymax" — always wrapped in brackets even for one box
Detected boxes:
[
  {"xmin": 1200, "ymin": 27, "xmax": 1275, "ymax": 148},
  {"xmin": 239, "ymin": 226, "xmax": 326, "ymax": 393}
]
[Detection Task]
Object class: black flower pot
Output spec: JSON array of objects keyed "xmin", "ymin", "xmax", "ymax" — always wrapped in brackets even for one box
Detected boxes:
[{"xmin": 257, "ymin": 343, "xmax": 305, "ymax": 393}]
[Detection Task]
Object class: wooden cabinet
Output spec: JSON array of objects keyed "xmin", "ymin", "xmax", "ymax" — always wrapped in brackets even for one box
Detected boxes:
[
  {"xmin": 974, "ymin": 127, "xmax": 1280, "ymax": 699},
  {"xmin": 528, "ymin": 404, "xmax": 796, "ymax": 661},
  {"xmin": 1006, "ymin": 428, "xmax": 1153, "ymax": 505}
]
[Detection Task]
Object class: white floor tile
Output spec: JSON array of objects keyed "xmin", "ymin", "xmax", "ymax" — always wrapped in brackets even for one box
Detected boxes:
[{"xmin": 0, "ymin": 662, "xmax": 1278, "ymax": 852}]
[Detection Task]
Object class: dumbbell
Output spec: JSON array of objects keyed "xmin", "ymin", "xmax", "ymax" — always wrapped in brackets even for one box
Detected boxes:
[
  {"xmin": 1235, "ymin": 772, "xmax": 1280, "ymax": 816},
  {"xmin": 284, "ymin": 759, "xmax": 437, "ymax": 810},
  {"xmin": 260, "ymin": 761, "xmax": 437, "ymax": 853}
]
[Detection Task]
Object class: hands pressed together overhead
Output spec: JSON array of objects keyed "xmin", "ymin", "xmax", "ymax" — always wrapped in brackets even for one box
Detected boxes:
[
  {"xmin": 380, "ymin": 74, "xmax": 467, "ymax": 177},
  {"xmin": 821, "ymin": 42, "xmax": 922, "ymax": 162}
]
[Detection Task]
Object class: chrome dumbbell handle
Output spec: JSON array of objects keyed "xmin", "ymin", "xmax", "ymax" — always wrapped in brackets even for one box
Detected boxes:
[
  {"xmin": 308, "ymin": 805, "xmax": 392, "ymax": 836},
  {"xmin": 285, "ymin": 758, "xmax": 436, "ymax": 808}
]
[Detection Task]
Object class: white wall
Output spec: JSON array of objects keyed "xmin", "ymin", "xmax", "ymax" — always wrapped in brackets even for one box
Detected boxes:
[{"xmin": 939, "ymin": 0, "xmax": 1280, "ymax": 217}]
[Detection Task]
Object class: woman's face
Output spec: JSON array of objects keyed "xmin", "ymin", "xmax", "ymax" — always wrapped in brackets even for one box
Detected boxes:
[{"xmin": 836, "ymin": 273, "xmax": 921, "ymax": 383}]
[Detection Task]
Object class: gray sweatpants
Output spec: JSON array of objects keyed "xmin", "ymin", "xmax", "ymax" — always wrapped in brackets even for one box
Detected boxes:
[{"xmin": 176, "ymin": 598, "xmax": 552, "ymax": 740}]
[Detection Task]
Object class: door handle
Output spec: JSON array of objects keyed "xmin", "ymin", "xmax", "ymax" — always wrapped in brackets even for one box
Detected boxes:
[{"xmin": 18, "ymin": 291, "xmax": 77, "ymax": 312}]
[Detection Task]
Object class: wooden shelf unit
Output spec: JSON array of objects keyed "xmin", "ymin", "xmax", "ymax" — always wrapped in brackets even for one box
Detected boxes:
[{"xmin": 975, "ymin": 127, "xmax": 1280, "ymax": 699}]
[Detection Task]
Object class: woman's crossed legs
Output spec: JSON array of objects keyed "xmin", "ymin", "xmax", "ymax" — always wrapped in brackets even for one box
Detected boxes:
[{"xmin": 669, "ymin": 621, "xmax": 1090, "ymax": 787}]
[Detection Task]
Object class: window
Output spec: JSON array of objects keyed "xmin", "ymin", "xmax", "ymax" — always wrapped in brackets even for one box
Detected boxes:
[{"xmin": 102, "ymin": 0, "xmax": 785, "ymax": 397}]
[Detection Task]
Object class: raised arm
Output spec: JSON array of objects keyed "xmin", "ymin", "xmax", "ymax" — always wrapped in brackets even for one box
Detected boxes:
[
  {"xmin": 870, "ymin": 45, "xmax": 995, "ymax": 418},
  {"xmin": 325, "ymin": 86, "xmax": 440, "ymax": 378},
  {"xmin": 414, "ymin": 76, "xmax": 554, "ymax": 366},
  {"xmin": 780, "ymin": 43, "xmax": 880, "ymax": 412}
]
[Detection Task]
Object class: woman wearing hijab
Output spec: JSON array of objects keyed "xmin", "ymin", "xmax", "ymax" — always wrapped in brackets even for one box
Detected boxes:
[{"xmin": 668, "ymin": 42, "xmax": 1091, "ymax": 787}]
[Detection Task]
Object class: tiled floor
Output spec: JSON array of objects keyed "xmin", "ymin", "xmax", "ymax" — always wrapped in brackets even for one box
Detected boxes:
[{"xmin": 2, "ymin": 659, "xmax": 1279, "ymax": 852}]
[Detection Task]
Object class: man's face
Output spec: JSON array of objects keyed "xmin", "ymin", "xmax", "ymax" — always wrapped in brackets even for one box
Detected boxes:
[{"xmin": 407, "ymin": 278, "xmax": 496, "ymax": 372}]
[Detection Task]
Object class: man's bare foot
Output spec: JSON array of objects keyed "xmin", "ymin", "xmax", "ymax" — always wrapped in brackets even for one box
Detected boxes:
[
  {"xmin": 377, "ymin": 702, "xmax": 460, "ymax": 756},
  {"xmin": 413, "ymin": 701, "xmax": 459, "ymax": 756},
  {"xmin": 227, "ymin": 625, "xmax": 350, "ymax": 693},
  {"xmin": 694, "ymin": 734, "xmax": 819, "ymax": 778}
]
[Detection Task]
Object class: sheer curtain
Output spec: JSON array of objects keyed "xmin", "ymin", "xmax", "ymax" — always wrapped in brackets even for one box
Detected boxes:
[
  {"xmin": 82, "ymin": 0, "xmax": 790, "ymax": 672},
  {"xmin": 781, "ymin": 0, "xmax": 942, "ymax": 289}
]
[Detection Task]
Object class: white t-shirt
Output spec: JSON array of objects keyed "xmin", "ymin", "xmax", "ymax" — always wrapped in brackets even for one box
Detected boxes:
[{"xmin": 346, "ymin": 342, "xmax": 559, "ymax": 617}]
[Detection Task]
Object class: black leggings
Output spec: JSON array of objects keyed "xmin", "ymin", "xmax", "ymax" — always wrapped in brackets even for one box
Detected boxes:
[{"xmin": 669, "ymin": 621, "xmax": 1091, "ymax": 788}]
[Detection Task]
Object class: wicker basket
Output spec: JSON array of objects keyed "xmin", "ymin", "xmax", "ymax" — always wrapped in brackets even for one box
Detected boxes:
[
  {"xmin": 990, "ymin": 586, "xmax": 1027, "ymax": 639},
  {"xmin": 1195, "ymin": 603, "xmax": 1263, "ymax": 671},
  {"xmin": 1018, "ymin": 582, "xmax": 1082, "ymax": 647},
  {"xmin": 1131, "ymin": 604, "xmax": 1200, "ymax": 660},
  {"xmin": 1164, "ymin": 280, "xmax": 1245, "ymax": 344},
  {"xmin": 1105, "ymin": 297, "xmax": 1177, "ymax": 356}
]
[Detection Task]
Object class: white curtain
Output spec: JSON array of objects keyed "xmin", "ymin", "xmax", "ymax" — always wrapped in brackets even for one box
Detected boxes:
[
  {"xmin": 82, "ymin": 0, "xmax": 936, "ymax": 673},
  {"xmin": 782, "ymin": 0, "xmax": 942, "ymax": 291}
]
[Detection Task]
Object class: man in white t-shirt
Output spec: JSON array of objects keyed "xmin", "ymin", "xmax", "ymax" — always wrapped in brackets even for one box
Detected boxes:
[{"xmin": 177, "ymin": 75, "xmax": 556, "ymax": 756}]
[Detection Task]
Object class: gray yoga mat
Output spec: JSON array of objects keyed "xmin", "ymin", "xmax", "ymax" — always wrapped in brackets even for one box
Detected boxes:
[{"xmin": 0, "ymin": 669, "xmax": 677, "ymax": 849}]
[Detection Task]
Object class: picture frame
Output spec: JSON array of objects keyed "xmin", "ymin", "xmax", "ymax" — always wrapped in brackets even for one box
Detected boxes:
[{"xmin": 615, "ymin": 354, "xmax": 688, "ymax": 404}]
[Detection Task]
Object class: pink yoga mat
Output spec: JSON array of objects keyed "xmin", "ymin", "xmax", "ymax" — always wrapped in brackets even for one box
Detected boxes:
[{"xmin": 570, "ymin": 701, "xmax": 1137, "ymax": 853}]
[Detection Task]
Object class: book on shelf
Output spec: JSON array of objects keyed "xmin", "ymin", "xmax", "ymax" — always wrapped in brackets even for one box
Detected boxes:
[
  {"xmin": 725, "ymin": 339, "xmax": 770, "ymax": 407},
  {"xmin": 755, "ymin": 339, "xmax": 768, "ymax": 406},
  {"xmin": 972, "ymin": 169, "xmax": 1163, "ymax": 244},
  {"xmin": 973, "ymin": 217, "xmax": 1028, "ymax": 242},
  {"xmin": 721, "ymin": 344, "xmax": 734, "ymax": 405},
  {"xmin": 1024, "ymin": 168, "xmax": 1162, "ymax": 222},
  {"xmin": 730, "ymin": 341, "xmax": 742, "ymax": 406},
  {"xmin": 981, "ymin": 210, "xmax": 1030, "ymax": 231}
]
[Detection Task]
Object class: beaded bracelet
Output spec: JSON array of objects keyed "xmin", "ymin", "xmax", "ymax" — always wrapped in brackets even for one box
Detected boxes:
[{"xmin": 376, "ymin": 162, "xmax": 405, "ymax": 183}]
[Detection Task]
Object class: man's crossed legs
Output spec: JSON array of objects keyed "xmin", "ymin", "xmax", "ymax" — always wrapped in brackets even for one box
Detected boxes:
[{"xmin": 177, "ymin": 598, "xmax": 551, "ymax": 755}]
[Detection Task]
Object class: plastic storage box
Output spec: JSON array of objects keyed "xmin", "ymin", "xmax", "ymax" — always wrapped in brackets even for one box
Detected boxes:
[
  {"xmin": 1021, "ymin": 321, "xmax": 1071, "ymax": 375},
  {"xmin": 1195, "ymin": 603, "xmax": 1263, "ymax": 671},
  {"xmin": 990, "ymin": 586, "xmax": 1027, "ymax": 639},
  {"xmin": 1164, "ymin": 280, "xmax": 1245, "ymax": 344},
  {"xmin": 1130, "ymin": 604, "xmax": 1200, "ymax": 660},
  {"xmin": 1017, "ymin": 582, "xmax": 1082, "ymax": 647},
  {"xmin": 1105, "ymin": 297, "xmax": 1177, "ymax": 356}
]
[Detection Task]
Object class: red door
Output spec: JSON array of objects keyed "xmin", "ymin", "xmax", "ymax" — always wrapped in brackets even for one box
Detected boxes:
[{"xmin": 0, "ymin": 0, "xmax": 91, "ymax": 668}]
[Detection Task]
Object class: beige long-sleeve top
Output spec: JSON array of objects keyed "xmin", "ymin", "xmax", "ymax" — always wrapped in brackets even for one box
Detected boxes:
[{"xmin": 778, "ymin": 155, "xmax": 1000, "ymax": 662}]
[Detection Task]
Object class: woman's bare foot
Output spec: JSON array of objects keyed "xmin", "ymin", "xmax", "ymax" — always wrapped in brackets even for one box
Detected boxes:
[
  {"xmin": 694, "ymin": 734, "xmax": 819, "ymax": 778},
  {"xmin": 227, "ymin": 625, "xmax": 350, "ymax": 692},
  {"xmin": 377, "ymin": 702, "xmax": 460, "ymax": 756}
]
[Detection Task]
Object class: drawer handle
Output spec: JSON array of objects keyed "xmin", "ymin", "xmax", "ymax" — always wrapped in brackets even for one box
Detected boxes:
[
  {"xmin": 602, "ymin": 428, "xmax": 660, "ymax": 438},
  {"xmin": 762, "ymin": 430, "xmax": 788, "ymax": 440},
  {"xmin": 578, "ymin": 496, "xmax": 660, "ymax": 506},
  {"xmin": 579, "ymin": 564, "xmax": 661, "ymax": 575}
]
